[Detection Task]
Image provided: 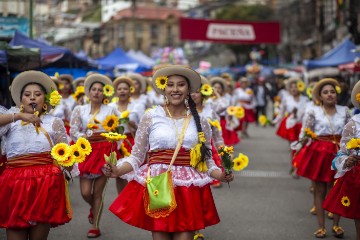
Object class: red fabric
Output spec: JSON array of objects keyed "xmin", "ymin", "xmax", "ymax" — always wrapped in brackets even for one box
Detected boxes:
[
  {"xmin": 293, "ymin": 140, "xmax": 337, "ymax": 183},
  {"xmin": 276, "ymin": 116, "xmax": 302, "ymax": 142},
  {"xmin": 0, "ymin": 164, "xmax": 71, "ymax": 228},
  {"xmin": 79, "ymin": 141, "xmax": 120, "ymax": 176},
  {"xmin": 109, "ymin": 181, "xmax": 220, "ymax": 232},
  {"xmin": 123, "ymin": 134, "xmax": 134, "ymax": 154},
  {"xmin": 211, "ymin": 141, "xmax": 223, "ymax": 186},
  {"xmin": 323, "ymin": 164, "xmax": 360, "ymax": 219},
  {"xmin": 242, "ymin": 109, "xmax": 256, "ymax": 123},
  {"xmin": 220, "ymin": 117, "xmax": 240, "ymax": 145},
  {"xmin": 0, "ymin": 155, "xmax": 6, "ymax": 175}
]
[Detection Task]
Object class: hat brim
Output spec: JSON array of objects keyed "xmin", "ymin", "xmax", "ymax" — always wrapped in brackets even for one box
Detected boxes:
[
  {"xmin": 200, "ymin": 75, "xmax": 210, "ymax": 85},
  {"xmin": 351, "ymin": 80, "xmax": 360, "ymax": 108},
  {"xmin": 113, "ymin": 76, "xmax": 135, "ymax": 90},
  {"xmin": 285, "ymin": 77, "xmax": 302, "ymax": 91},
  {"xmin": 11, "ymin": 71, "xmax": 56, "ymax": 107},
  {"xmin": 59, "ymin": 74, "xmax": 74, "ymax": 82},
  {"xmin": 210, "ymin": 77, "xmax": 228, "ymax": 91},
  {"xmin": 127, "ymin": 73, "xmax": 146, "ymax": 93},
  {"xmin": 84, "ymin": 74, "xmax": 113, "ymax": 96},
  {"xmin": 313, "ymin": 78, "xmax": 340, "ymax": 101},
  {"xmin": 72, "ymin": 77, "xmax": 85, "ymax": 88},
  {"xmin": 152, "ymin": 65, "xmax": 201, "ymax": 95}
]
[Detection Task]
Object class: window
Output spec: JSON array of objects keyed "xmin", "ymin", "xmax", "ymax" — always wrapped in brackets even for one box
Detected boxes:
[{"xmin": 150, "ymin": 24, "xmax": 158, "ymax": 40}]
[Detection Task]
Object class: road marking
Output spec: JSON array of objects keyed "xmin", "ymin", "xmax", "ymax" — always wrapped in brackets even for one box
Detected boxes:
[{"xmin": 234, "ymin": 170, "xmax": 290, "ymax": 178}]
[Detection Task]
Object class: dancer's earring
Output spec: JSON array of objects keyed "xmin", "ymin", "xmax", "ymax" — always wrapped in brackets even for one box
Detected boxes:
[
  {"xmin": 164, "ymin": 96, "xmax": 169, "ymax": 105},
  {"xmin": 184, "ymin": 98, "xmax": 189, "ymax": 109},
  {"xmin": 20, "ymin": 105, "xmax": 24, "ymax": 113},
  {"xmin": 42, "ymin": 104, "xmax": 48, "ymax": 113}
]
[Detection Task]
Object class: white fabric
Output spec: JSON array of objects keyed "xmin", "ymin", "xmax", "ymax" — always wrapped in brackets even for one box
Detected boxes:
[
  {"xmin": 232, "ymin": 88, "xmax": 256, "ymax": 109},
  {"xmin": 256, "ymin": 85, "xmax": 265, "ymax": 107},
  {"xmin": 0, "ymin": 112, "xmax": 68, "ymax": 159},
  {"xmin": 130, "ymin": 94, "xmax": 148, "ymax": 117},
  {"xmin": 273, "ymin": 95, "xmax": 308, "ymax": 124},
  {"xmin": 70, "ymin": 103, "xmax": 118, "ymax": 141},
  {"xmin": 108, "ymin": 101, "xmax": 144, "ymax": 134},
  {"xmin": 61, "ymin": 96, "xmax": 76, "ymax": 111},
  {"xmin": 118, "ymin": 105, "xmax": 220, "ymax": 187},
  {"xmin": 333, "ymin": 114, "xmax": 360, "ymax": 178},
  {"xmin": 207, "ymin": 97, "xmax": 229, "ymax": 116},
  {"xmin": 49, "ymin": 100, "xmax": 72, "ymax": 122},
  {"xmin": 199, "ymin": 103, "xmax": 224, "ymax": 148}
]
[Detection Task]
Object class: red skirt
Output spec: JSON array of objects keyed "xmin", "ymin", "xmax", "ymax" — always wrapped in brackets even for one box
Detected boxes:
[
  {"xmin": 211, "ymin": 141, "xmax": 222, "ymax": 185},
  {"xmin": 109, "ymin": 181, "xmax": 220, "ymax": 232},
  {"xmin": 276, "ymin": 116, "xmax": 302, "ymax": 142},
  {"xmin": 293, "ymin": 140, "xmax": 337, "ymax": 183},
  {"xmin": 123, "ymin": 134, "xmax": 135, "ymax": 154},
  {"xmin": 323, "ymin": 165, "xmax": 360, "ymax": 219},
  {"xmin": 79, "ymin": 141, "xmax": 120, "ymax": 176},
  {"xmin": 242, "ymin": 109, "xmax": 256, "ymax": 123},
  {"xmin": 220, "ymin": 117, "xmax": 240, "ymax": 146},
  {"xmin": 0, "ymin": 162, "xmax": 71, "ymax": 228}
]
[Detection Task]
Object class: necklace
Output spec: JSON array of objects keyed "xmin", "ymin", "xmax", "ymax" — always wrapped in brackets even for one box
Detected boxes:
[{"xmin": 165, "ymin": 105, "xmax": 187, "ymax": 141}]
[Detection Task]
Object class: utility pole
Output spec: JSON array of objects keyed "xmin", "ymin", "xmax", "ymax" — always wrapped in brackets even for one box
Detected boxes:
[{"xmin": 29, "ymin": 0, "xmax": 33, "ymax": 38}]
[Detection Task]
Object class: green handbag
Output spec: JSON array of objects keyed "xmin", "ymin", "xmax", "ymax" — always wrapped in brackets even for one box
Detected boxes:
[{"xmin": 143, "ymin": 115, "xmax": 190, "ymax": 218}]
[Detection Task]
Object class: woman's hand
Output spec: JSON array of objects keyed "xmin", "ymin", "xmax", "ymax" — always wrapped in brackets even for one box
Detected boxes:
[
  {"xmin": 103, "ymin": 163, "xmax": 120, "ymax": 178},
  {"xmin": 18, "ymin": 113, "xmax": 42, "ymax": 126},
  {"xmin": 211, "ymin": 169, "xmax": 234, "ymax": 183},
  {"xmin": 344, "ymin": 155, "xmax": 360, "ymax": 169}
]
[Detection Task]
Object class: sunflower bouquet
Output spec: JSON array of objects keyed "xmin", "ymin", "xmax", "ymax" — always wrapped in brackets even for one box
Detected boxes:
[
  {"xmin": 291, "ymin": 128, "xmax": 317, "ymax": 154},
  {"xmin": 218, "ymin": 145, "xmax": 234, "ymax": 175},
  {"xmin": 258, "ymin": 115, "xmax": 271, "ymax": 127},
  {"xmin": 226, "ymin": 106, "xmax": 245, "ymax": 119},
  {"xmin": 51, "ymin": 137, "xmax": 92, "ymax": 167},
  {"xmin": 101, "ymin": 132, "xmax": 127, "ymax": 165},
  {"xmin": 346, "ymin": 138, "xmax": 360, "ymax": 155}
]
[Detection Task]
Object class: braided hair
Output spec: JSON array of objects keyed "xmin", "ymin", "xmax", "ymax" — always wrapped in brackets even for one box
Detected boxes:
[{"xmin": 187, "ymin": 94, "xmax": 212, "ymax": 163}]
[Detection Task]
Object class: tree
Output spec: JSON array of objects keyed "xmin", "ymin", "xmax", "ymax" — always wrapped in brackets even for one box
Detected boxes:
[{"xmin": 215, "ymin": 4, "xmax": 275, "ymax": 65}]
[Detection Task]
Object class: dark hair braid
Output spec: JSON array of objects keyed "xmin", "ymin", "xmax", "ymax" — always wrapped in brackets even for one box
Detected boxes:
[{"xmin": 187, "ymin": 95, "xmax": 212, "ymax": 163}]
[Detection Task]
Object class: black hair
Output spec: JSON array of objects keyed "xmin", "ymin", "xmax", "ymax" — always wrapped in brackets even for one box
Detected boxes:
[
  {"xmin": 89, "ymin": 81, "xmax": 105, "ymax": 91},
  {"xmin": 212, "ymin": 81, "xmax": 225, "ymax": 91},
  {"xmin": 188, "ymin": 94, "xmax": 212, "ymax": 163},
  {"xmin": 319, "ymin": 83, "xmax": 337, "ymax": 96},
  {"xmin": 20, "ymin": 82, "xmax": 47, "ymax": 102}
]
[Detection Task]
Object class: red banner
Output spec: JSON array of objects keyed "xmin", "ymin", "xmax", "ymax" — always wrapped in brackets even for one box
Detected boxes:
[{"xmin": 180, "ymin": 17, "xmax": 280, "ymax": 44}]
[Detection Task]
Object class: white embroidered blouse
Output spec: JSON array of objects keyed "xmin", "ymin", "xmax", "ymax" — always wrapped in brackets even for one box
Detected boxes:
[
  {"xmin": 0, "ymin": 107, "xmax": 68, "ymax": 159},
  {"xmin": 332, "ymin": 114, "xmax": 360, "ymax": 178},
  {"xmin": 199, "ymin": 103, "xmax": 224, "ymax": 148},
  {"xmin": 70, "ymin": 103, "xmax": 118, "ymax": 141},
  {"xmin": 232, "ymin": 88, "xmax": 256, "ymax": 109},
  {"xmin": 49, "ymin": 100, "xmax": 72, "ymax": 122},
  {"xmin": 119, "ymin": 106, "xmax": 220, "ymax": 187}
]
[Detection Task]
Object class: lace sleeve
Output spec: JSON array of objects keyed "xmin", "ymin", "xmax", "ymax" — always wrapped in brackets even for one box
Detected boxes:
[
  {"xmin": 333, "ymin": 119, "xmax": 356, "ymax": 178},
  {"xmin": 273, "ymin": 100, "xmax": 286, "ymax": 124},
  {"xmin": 64, "ymin": 104, "xmax": 72, "ymax": 122},
  {"xmin": 52, "ymin": 117, "xmax": 69, "ymax": 144},
  {"xmin": 0, "ymin": 107, "xmax": 19, "ymax": 137},
  {"xmin": 298, "ymin": 109, "xmax": 315, "ymax": 139},
  {"xmin": 70, "ymin": 106, "xmax": 85, "ymax": 141},
  {"xmin": 120, "ymin": 111, "xmax": 152, "ymax": 172},
  {"xmin": 201, "ymin": 117, "xmax": 221, "ymax": 175},
  {"xmin": 211, "ymin": 111, "xmax": 224, "ymax": 148}
]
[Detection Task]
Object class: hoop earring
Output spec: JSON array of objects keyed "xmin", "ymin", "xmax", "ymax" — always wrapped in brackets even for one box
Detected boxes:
[
  {"xmin": 164, "ymin": 96, "xmax": 169, "ymax": 105},
  {"xmin": 20, "ymin": 105, "xmax": 24, "ymax": 113},
  {"xmin": 184, "ymin": 98, "xmax": 189, "ymax": 109},
  {"xmin": 42, "ymin": 104, "xmax": 48, "ymax": 113}
]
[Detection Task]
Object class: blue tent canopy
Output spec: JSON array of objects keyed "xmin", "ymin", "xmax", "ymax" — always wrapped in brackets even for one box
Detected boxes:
[
  {"xmin": 304, "ymin": 39, "xmax": 360, "ymax": 69},
  {"xmin": 97, "ymin": 48, "xmax": 146, "ymax": 70}
]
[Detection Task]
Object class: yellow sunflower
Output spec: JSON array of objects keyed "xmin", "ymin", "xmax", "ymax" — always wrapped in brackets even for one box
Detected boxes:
[
  {"xmin": 58, "ymin": 156, "xmax": 75, "ymax": 167},
  {"xmin": 341, "ymin": 196, "xmax": 350, "ymax": 207},
  {"xmin": 111, "ymin": 97, "xmax": 119, "ymax": 103},
  {"xmin": 103, "ymin": 98, "xmax": 109, "ymax": 105},
  {"xmin": 120, "ymin": 142, "xmax": 131, "ymax": 157},
  {"xmin": 233, "ymin": 153, "xmax": 249, "ymax": 171},
  {"xmin": 101, "ymin": 132, "xmax": 127, "ymax": 142},
  {"xmin": 101, "ymin": 115, "xmax": 119, "ymax": 132},
  {"xmin": 224, "ymin": 146, "xmax": 234, "ymax": 154},
  {"xmin": 103, "ymin": 84, "xmax": 115, "ymax": 97},
  {"xmin": 227, "ymin": 106, "xmax": 237, "ymax": 116},
  {"xmin": 346, "ymin": 138, "xmax": 359, "ymax": 149},
  {"xmin": 297, "ymin": 81, "xmax": 305, "ymax": 92},
  {"xmin": 234, "ymin": 106, "xmax": 245, "ymax": 119},
  {"xmin": 120, "ymin": 110, "xmax": 130, "ymax": 119},
  {"xmin": 245, "ymin": 89, "xmax": 253, "ymax": 95},
  {"xmin": 200, "ymin": 84, "xmax": 213, "ymax": 96},
  {"xmin": 58, "ymin": 83, "xmax": 64, "ymax": 90},
  {"xmin": 147, "ymin": 85, "xmax": 152, "ymax": 92},
  {"xmin": 69, "ymin": 144, "xmax": 86, "ymax": 163},
  {"xmin": 51, "ymin": 143, "xmax": 71, "ymax": 162},
  {"xmin": 72, "ymin": 86, "xmax": 85, "ymax": 100},
  {"xmin": 130, "ymin": 86, "xmax": 135, "ymax": 93},
  {"xmin": 306, "ymin": 87, "xmax": 313, "ymax": 99},
  {"xmin": 208, "ymin": 119, "xmax": 221, "ymax": 131},
  {"xmin": 273, "ymin": 96, "xmax": 280, "ymax": 102},
  {"xmin": 335, "ymin": 86, "xmax": 341, "ymax": 94},
  {"xmin": 258, "ymin": 115, "xmax": 268, "ymax": 126},
  {"xmin": 47, "ymin": 90, "xmax": 62, "ymax": 107},
  {"xmin": 155, "ymin": 76, "xmax": 168, "ymax": 90},
  {"xmin": 76, "ymin": 137, "xmax": 92, "ymax": 155},
  {"xmin": 356, "ymin": 93, "xmax": 360, "ymax": 103}
]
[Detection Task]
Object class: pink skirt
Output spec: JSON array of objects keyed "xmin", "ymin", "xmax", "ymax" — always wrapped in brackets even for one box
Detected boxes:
[
  {"xmin": 323, "ymin": 164, "xmax": 360, "ymax": 219},
  {"xmin": 109, "ymin": 181, "xmax": 220, "ymax": 232},
  {"xmin": 276, "ymin": 116, "xmax": 302, "ymax": 142},
  {"xmin": 293, "ymin": 140, "xmax": 337, "ymax": 183}
]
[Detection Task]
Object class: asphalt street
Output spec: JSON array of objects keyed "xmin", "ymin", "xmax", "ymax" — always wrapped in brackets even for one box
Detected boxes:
[{"xmin": 0, "ymin": 125, "xmax": 356, "ymax": 240}]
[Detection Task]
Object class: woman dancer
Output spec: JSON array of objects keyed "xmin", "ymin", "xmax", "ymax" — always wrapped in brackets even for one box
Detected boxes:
[
  {"xmin": 70, "ymin": 73, "xmax": 119, "ymax": 238},
  {"xmin": 293, "ymin": 78, "xmax": 350, "ymax": 238},
  {"xmin": 323, "ymin": 80, "xmax": 360, "ymax": 240},
  {"xmin": 0, "ymin": 71, "xmax": 72, "ymax": 239},
  {"xmin": 104, "ymin": 65, "xmax": 234, "ymax": 240}
]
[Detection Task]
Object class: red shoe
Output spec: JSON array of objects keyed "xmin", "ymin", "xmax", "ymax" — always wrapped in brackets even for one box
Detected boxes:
[
  {"xmin": 88, "ymin": 208, "xmax": 94, "ymax": 224},
  {"xmin": 87, "ymin": 228, "xmax": 101, "ymax": 238}
]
